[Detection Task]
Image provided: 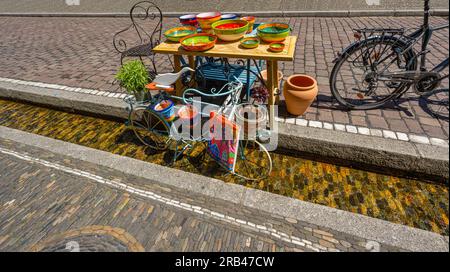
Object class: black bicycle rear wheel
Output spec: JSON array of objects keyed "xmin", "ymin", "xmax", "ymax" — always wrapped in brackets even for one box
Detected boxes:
[{"xmin": 330, "ymin": 36, "xmax": 416, "ymax": 110}]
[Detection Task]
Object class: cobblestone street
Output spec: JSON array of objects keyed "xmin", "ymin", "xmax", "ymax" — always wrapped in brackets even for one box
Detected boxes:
[
  {"xmin": 0, "ymin": 15, "xmax": 448, "ymax": 139},
  {"xmin": 0, "ymin": 138, "xmax": 405, "ymax": 252}
]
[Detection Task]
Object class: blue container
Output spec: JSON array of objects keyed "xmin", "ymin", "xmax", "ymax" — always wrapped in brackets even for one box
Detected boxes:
[
  {"xmin": 221, "ymin": 14, "xmax": 238, "ymax": 20},
  {"xmin": 153, "ymin": 99, "xmax": 175, "ymax": 122}
]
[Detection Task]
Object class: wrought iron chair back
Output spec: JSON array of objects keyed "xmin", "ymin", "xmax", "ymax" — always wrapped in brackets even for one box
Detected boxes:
[{"xmin": 113, "ymin": 1, "xmax": 163, "ymax": 73}]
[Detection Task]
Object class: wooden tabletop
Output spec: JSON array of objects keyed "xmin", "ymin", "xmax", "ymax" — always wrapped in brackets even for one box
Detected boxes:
[{"xmin": 153, "ymin": 36, "xmax": 297, "ymax": 62}]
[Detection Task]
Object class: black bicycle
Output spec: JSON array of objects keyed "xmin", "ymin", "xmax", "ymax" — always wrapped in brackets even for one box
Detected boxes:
[{"xmin": 330, "ymin": 0, "xmax": 449, "ymax": 113}]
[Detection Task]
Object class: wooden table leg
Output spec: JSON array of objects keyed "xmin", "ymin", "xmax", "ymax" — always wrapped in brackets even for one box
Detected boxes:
[
  {"xmin": 266, "ymin": 60, "xmax": 276, "ymax": 130},
  {"xmin": 273, "ymin": 61, "xmax": 280, "ymax": 105},
  {"xmin": 174, "ymin": 55, "xmax": 183, "ymax": 97}
]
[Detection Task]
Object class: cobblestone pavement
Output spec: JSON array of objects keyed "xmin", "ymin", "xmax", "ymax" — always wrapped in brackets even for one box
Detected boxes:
[
  {"xmin": 0, "ymin": 16, "xmax": 448, "ymax": 139},
  {"xmin": 0, "ymin": 138, "xmax": 405, "ymax": 252},
  {"xmin": 1, "ymin": 0, "xmax": 448, "ymax": 13}
]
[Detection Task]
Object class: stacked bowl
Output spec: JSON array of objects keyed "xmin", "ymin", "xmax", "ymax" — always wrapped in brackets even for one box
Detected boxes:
[
  {"xmin": 196, "ymin": 12, "xmax": 222, "ymax": 34},
  {"xmin": 179, "ymin": 14, "xmax": 198, "ymax": 26},
  {"xmin": 257, "ymin": 23, "xmax": 291, "ymax": 43}
]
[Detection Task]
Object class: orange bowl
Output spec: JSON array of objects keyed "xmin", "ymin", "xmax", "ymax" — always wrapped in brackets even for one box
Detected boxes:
[{"xmin": 269, "ymin": 42, "xmax": 285, "ymax": 52}]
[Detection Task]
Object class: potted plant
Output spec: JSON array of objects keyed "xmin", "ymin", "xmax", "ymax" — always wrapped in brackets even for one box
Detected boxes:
[{"xmin": 115, "ymin": 60, "xmax": 150, "ymax": 102}]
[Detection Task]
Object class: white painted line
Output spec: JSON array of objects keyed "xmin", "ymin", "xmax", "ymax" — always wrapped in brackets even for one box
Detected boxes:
[{"xmin": 0, "ymin": 146, "xmax": 322, "ymax": 252}]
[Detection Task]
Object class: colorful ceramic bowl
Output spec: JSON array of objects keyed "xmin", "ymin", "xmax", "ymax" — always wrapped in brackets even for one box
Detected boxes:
[
  {"xmin": 164, "ymin": 26, "xmax": 197, "ymax": 42},
  {"xmin": 241, "ymin": 16, "xmax": 256, "ymax": 33},
  {"xmin": 180, "ymin": 33, "xmax": 217, "ymax": 52},
  {"xmin": 211, "ymin": 19, "xmax": 249, "ymax": 41},
  {"xmin": 240, "ymin": 37, "xmax": 260, "ymax": 49},
  {"xmin": 179, "ymin": 14, "xmax": 198, "ymax": 26},
  {"xmin": 221, "ymin": 14, "xmax": 238, "ymax": 20},
  {"xmin": 196, "ymin": 12, "xmax": 222, "ymax": 31},
  {"xmin": 269, "ymin": 42, "xmax": 285, "ymax": 52},
  {"xmin": 257, "ymin": 23, "xmax": 291, "ymax": 42}
]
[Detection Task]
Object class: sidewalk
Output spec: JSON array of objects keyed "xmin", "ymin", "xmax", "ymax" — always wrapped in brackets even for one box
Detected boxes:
[
  {"xmin": 0, "ymin": 16, "xmax": 448, "ymax": 140},
  {"xmin": 0, "ymin": 0, "xmax": 448, "ymax": 14}
]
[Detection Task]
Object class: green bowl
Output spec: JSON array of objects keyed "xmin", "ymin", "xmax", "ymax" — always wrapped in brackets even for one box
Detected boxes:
[
  {"xmin": 257, "ymin": 23, "xmax": 290, "ymax": 34},
  {"xmin": 180, "ymin": 33, "xmax": 217, "ymax": 51},
  {"xmin": 164, "ymin": 26, "xmax": 197, "ymax": 42},
  {"xmin": 240, "ymin": 37, "xmax": 260, "ymax": 49}
]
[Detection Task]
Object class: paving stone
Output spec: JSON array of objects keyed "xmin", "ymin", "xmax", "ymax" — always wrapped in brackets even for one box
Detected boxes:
[
  {"xmin": 357, "ymin": 127, "xmax": 371, "ymax": 136},
  {"xmin": 334, "ymin": 124, "xmax": 346, "ymax": 131},
  {"xmin": 296, "ymin": 119, "xmax": 308, "ymax": 127},
  {"xmin": 430, "ymin": 138, "xmax": 449, "ymax": 147},
  {"xmin": 309, "ymin": 121, "xmax": 323, "ymax": 128},
  {"xmin": 323, "ymin": 122, "xmax": 334, "ymax": 130},
  {"xmin": 370, "ymin": 129, "xmax": 383, "ymax": 137},
  {"xmin": 409, "ymin": 135, "xmax": 431, "ymax": 145},
  {"xmin": 346, "ymin": 125, "xmax": 358, "ymax": 134},
  {"xmin": 396, "ymin": 132, "xmax": 409, "ymax": 142},
  {"xmin": 383, "ymin": 130, "xmax": 397, "ymax": 140}
]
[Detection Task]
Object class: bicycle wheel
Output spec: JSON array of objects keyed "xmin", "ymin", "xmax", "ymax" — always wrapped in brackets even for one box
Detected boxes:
[
  {"xmin": 330, "ymin": 36, "xmax": 416, "ymax": 109},
  {"xmin": 233, "ymin": 140, "xmax": 272, "ymax": 181},
  {"xmin": 129, "ymin": 106, "xmax": 172, "ymax": 150},
  {"xmin": 419, "ymin": 88, "xmax": 449, "ymax": 121}
]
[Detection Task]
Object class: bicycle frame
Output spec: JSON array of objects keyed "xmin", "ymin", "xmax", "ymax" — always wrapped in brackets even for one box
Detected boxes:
[
  {"xmin": 372, "ymin": 0, "xmax": 449, "ymax": 91},
  {"xmin": 406, "ymin": 0, "xmax": 449, "ymax": 73}
]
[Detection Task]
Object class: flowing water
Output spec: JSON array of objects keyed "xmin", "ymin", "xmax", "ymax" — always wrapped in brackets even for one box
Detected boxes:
[{"xmin": 0, "ymin": 99, "xmax": 448, "ymax": 235}]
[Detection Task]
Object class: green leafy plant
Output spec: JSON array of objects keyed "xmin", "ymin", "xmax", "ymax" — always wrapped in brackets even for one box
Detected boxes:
[{"xmin": 115, "ymin": 60, "xmax": 149, "ymax": 99}]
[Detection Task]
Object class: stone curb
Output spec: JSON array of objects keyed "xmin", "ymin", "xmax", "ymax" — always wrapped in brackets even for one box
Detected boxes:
[
  {"xmin": 0, "ymin": 81, "xmax": 448, "ymax": 181},
  {"xmin": 0, "ymin": 9, "xmax": 448, "ymax": 18},
  {"xmin": 0, "ymin": 125, "xmax": 448, "ymax": 252},
  {"xmin": 278, "ymin": 123, "xmax": 449, "ymax": 181}
]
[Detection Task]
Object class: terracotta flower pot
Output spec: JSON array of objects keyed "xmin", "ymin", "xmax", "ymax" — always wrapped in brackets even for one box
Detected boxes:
[
  {"xmin": 283, "ymin": 75, "xmax": 318, "ymax": 116},
  {"xmin": 260, "ymin": 69, "xmax": 283, "ymax": 89}
]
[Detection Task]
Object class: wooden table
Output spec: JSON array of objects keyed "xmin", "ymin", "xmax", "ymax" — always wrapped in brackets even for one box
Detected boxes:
[{"xmin": 153, "ymin": 36, "xmax": 297, "ymax": 129}]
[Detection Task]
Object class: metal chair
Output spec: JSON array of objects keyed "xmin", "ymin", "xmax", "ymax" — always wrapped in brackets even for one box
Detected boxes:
[{"xmin": 113, "ymin": 1, "xmax": 163, "ymax": 74}]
